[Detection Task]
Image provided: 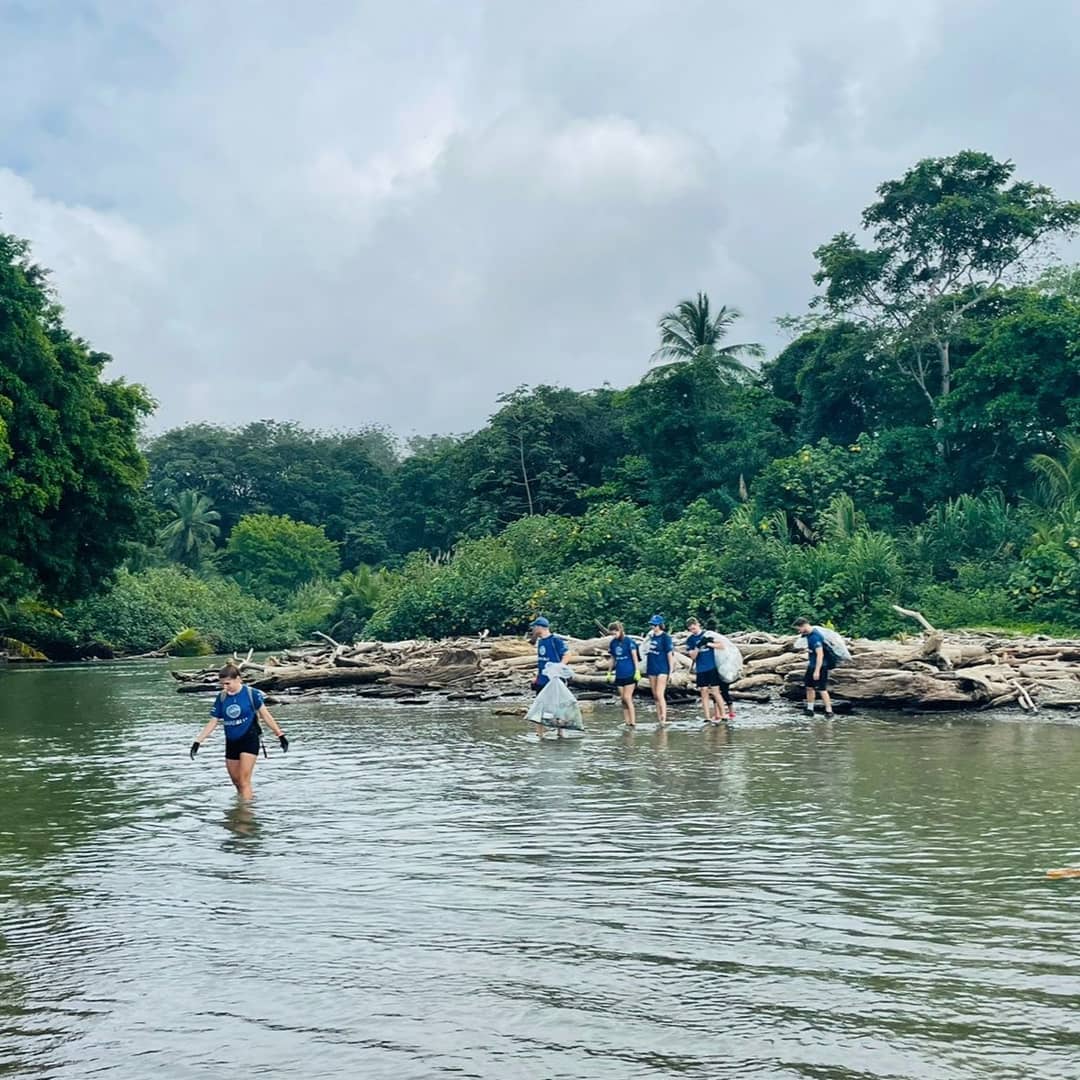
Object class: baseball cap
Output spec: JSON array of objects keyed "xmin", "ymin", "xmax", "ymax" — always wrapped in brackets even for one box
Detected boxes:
[
  {"xmin": 530, "ymin": 616, "xmax": 550, "ymax": 628},
  {"xmin": 648, "ymin": 614, "xmax": 665, "ymax": 626}
]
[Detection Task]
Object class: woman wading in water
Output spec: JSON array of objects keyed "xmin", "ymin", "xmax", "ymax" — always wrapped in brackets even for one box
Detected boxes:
[
  {"xmin": 189, "ymin": 664, "xmax": 288, "ymax": 799},
  {"xmin": 606, "ymin": 622, "xmax": 642, "ymax": 728},
  {"xmin": 641, "ymin": 615, "xmax": 674, "ymax": 725}
]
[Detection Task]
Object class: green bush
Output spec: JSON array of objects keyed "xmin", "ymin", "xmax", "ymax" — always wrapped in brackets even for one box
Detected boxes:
[
  {"xmin": 223, "ymin": 514, "xmax": 341, "ymax": 602},
  {"xmin": 1008, "ymin": 537, "xmax": 1080, "ymax": 625},
  {"xmin": 13, "ymin": 567, "xmax": 294, "ymax": 657}
]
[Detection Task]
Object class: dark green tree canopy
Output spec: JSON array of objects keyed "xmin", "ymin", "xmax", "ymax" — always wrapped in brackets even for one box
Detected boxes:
[
  {"xmin": 811, "ymin": 151, "xmax": 1080, "ymax": 413},
  {"xmin": 0, "ymin": 231, "xmax": 153, "ymax": 603}
]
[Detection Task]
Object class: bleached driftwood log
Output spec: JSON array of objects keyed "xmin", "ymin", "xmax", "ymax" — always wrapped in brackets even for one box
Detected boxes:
[{"xmin": 170, "ymin": 628, "xmax": 1080, "ymax": 713}]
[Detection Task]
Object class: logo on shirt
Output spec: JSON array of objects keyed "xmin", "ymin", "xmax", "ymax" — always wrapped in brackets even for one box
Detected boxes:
[{"xmin": 226, "ymin": 703, "xmax": 243, "ymax": 720}]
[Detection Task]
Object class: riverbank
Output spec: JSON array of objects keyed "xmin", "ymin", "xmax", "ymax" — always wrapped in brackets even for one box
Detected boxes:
[{"xmin": 169, "ymin": 625, "xmax": 1080, "ymax": 713}]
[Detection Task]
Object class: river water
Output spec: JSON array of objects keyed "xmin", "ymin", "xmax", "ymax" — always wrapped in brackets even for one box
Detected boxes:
[{"xmin": 2, "ymin": 661, "xmax": 1079, "ymax": 1079}]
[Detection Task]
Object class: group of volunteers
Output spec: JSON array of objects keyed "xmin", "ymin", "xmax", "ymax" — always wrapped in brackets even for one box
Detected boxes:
[
  {"xmin": 189, "ymin": 618, "xmax": 839, "ymax": 794},
  {"xmin": 529, "ymin": 614, "xmax": 837, "ymax": 736}
]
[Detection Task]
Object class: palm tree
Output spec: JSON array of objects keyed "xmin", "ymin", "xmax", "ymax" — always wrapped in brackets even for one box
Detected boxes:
[
  {"xmin": 648, "ymin": 292, "xmax": 764, "ymax": 377},
  {"xmin": 330, "ymin": 564, "xmax": 390, "ymax": 639},
  {"xmin": 158, "ymin": 490, "xmax": 220, "ymax": 569},
  {"xmin": 1029, "ymin": 435, "xmax": 1080, "ymax": 515}
]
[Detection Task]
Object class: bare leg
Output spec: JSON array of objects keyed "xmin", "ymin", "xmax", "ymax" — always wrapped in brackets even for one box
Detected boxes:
[
  {"xmin": 226, "ymin": 753, "xmax": 258, "ymax": 800},
  {"xmin": 805, "ymin": 686, "xmax": 817, "ymax": 713},
  {"xmin": 534, "ymin": 723, "xmax": 547, "ymax": 740},
  {"xmin": 709, "ymin": 687, "xmax": 726, "ymax": 723},
  {"xmin": 820, "ymin": 689, "xmax": 833, "ymax": 716},
  {"xmin": 620, "ymin": 683, "xmax": 637, "ymax": 726},
  {"xmin": 699, "ymin": 687, "xmax": 713, "ymax": 722},
  {"xmin": 651, "ymin": 675, "xmax": 669, "ymax": 724}
]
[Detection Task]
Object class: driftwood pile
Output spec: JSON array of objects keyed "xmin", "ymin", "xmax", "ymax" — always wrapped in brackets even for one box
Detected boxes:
[{"xmin": 170, "ymin": 622, "xmax": 1080, "ymax": 713}]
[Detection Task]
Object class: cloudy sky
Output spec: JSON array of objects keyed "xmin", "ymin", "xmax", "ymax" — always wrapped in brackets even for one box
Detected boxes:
[{"xmin": 1, "ymin": 0, "xmax": 1078, "ymax": 439}]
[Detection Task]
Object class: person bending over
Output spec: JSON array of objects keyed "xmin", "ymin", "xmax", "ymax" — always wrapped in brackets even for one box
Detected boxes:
[{"xmin": 795, "ymin": 618, "xmax": 835, "ymax": 718}]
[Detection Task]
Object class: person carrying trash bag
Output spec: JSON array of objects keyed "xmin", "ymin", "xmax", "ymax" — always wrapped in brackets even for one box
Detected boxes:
[
  {"xmin": 794, "ymin": 617, "xmax": 841, "ymax": 718},
  {"xmin": 685, "ymin": 617, "xmax": 738, "ymax": 724},
  {"xmin": 526, "ymin": 660, "xmax": 583, "ymax": 739},
  {"xmin": 529, "ymin": 616, "xmax": 569, "ymax": 739},
  {"xmin": 606, "ymin": 621, "xmax": 642, "ymax": 728}
]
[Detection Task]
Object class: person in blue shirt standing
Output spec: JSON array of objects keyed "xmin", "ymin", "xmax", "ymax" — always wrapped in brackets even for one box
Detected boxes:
[
  {"xmin": 530, "ymin": 616, "xmax": 569, "ymax": 738},
  {"xmin": 641, "ymin": 615, "xmax": 674, "ymax": 725},
  {"xmin": 606, "ymin": 621, "xmax": 642, "ymax": 728},
  {"xmin": 189, "ymin": 663, "xmax": 288, "ymax": 800},
  {"xmin": 685, "ymin": 617, "xmax": 733, "ymax": 724},
  {"xmin": 795, "ymin": 617, "xmax": 835, "ymax": 718}
]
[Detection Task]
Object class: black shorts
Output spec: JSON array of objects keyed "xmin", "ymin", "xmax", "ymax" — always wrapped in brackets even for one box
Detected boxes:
[
  {"xmin": 614, "ymin": 674, "xmax": 637, "ymax": 687},
  {"xmin": 695, "ymin": 668, "xmax": 722, "ymax": 687},
  {"xmin": 804, "ymin": 668, "xmax": 830, "ymax": 690},
  {"xmin": 225, "ymin": 723, "xmax": 262, "ymax": 759}
]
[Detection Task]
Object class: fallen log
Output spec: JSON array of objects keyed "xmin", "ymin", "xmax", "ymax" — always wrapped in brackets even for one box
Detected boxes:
[
  {"xmin": 783, "ymin": 668, "xmax": 984, "ymax": 709},
  {"xmin": 254, "ymin": 665, "xmax": 391, "ymax": 691},
  {"xmin": 166, "ymin": 626, "xmax": 1080, "ymax": 715}
]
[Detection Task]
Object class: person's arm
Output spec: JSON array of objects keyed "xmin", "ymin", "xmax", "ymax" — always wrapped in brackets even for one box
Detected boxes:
[
  {"xmin": 193, "ymin": 717, "xmax": 219, "ymax": 746},
  {"xmin": 813, "ymin": 644, "xmax": 824, "ymax": 676},
  {"xmin": 190, "ymin": 716, "xmax": 219, "ymax": 757},
  {"xmin": 258, "ymin": 704, "xmax": 284, "ymax": 739}
]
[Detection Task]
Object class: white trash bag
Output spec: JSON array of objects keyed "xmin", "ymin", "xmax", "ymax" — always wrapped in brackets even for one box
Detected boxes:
[
  {"xmin": 709, "ymin": 634, "xmax": 743, "ymax": 683},
  {"xmin": 794, "ymin": 627, "xmax": 851, "ymax": 665},
  {"xmin": 818, "ymin": 627, "xmax": 851, "ymax": 664},
  {"xmin": 527, "ymin": 667, "xmax": 584, "ymax": 730}
]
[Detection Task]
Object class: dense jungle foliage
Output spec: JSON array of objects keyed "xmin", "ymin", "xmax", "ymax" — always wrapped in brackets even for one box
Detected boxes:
[{"xmin": 4, "ymin": 151, "xmax": 1080, "ymax": 655}]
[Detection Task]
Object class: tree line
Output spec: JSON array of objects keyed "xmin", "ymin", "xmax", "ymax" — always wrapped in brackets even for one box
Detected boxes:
[{"xmin": 3, "ymin": 150, "xmax": 1080, "ymax": 656}]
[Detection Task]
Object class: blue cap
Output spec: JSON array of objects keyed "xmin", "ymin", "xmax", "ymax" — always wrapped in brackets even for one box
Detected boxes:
[
  {"xmin": 530, "ymin": 616, "xmax": 550, "ymax": 628},
  {"xmin": 649, "ymin": 614, "xmax": 665, "ymax": 626}
]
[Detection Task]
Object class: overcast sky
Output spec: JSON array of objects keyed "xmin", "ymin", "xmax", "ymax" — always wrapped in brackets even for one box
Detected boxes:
[{"xmin": 1, "ymin": 0, "xmax": 1078, "ymax": 440}]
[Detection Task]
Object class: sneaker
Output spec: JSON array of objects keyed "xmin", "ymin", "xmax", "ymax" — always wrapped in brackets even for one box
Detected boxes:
[{"xmin": 824, "ymin": 710, "xmax": 835, "ymax": 719}]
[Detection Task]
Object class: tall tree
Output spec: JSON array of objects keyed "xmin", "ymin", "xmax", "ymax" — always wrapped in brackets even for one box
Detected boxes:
[
  {"xmin": 0, "ymin": 230, "xmax": 153, "ymax": 603},
  {"xmin": 648, "ymin": 293, "xmax": 763, "ymax": 377},
  {"xmin": 810, "ymin": 151, "xmax": 1080, "ymax": 431},
  {"xmin": 621, "ymin": 356, "xmax": 792, "ymax": 515},
  {"xmin": 764, "ymin": 322, "xmax": 918, "ymax": 445},
  {"xmin": 158, "ymin": 490, "xmax": 221, "ymax": 568},
  {"xmin": 940, "ymin": 289, "xmax": 1080, "ymax": 493},
  {"xmin": 223, "ymin": 514, "xmax": 341, "ymax": 602},
  {"xmin": 144, "ymin": 420, "xmax": 396, "ymax": 563}
]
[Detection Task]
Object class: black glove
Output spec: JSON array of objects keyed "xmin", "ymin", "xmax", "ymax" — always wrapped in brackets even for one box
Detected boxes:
[
  {"xmin": 190, "ymin": 741, "xmax": 200, "ymax": 760},
  {"xmin": 279, "ymin": 734, "xmax": 289, "ymax": 753}
]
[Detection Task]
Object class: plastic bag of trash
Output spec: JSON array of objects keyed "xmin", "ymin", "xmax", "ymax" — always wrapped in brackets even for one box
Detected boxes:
[
  {"xmin": 709, "ymin": 634, "xmax": 743, "ymax": 683},
  {"xmin": 527, "ymin": 675, "xmax": 584, "ymax": 730}
]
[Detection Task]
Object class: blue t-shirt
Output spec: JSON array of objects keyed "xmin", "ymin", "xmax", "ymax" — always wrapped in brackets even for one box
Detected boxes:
[
  {"xmin": 686, "ymin": 632, "xmax": 717, "ymax": 672},
  {"xmin": 211, "ymin": 685, "xmax": 266, "ymax": 740},
  {"xmin": 608, "ymin": 636, "xmax": 640, "ymax": 679},
  {"xmin": 805, "ymin": 628, "xmax": 831, "ymax": 669},
  {"xmin": 642, "ymin": 632, "xmax": 673, "ymax": 676},
  {"xmin": 535, "ymin": 634, "xmax": 568, "ymax": 687}
]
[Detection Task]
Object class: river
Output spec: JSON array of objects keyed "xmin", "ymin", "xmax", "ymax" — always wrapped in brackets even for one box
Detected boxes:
[{"xmin": 1, "ymin": 661, "xmax": 1079, "ymax": 1079}]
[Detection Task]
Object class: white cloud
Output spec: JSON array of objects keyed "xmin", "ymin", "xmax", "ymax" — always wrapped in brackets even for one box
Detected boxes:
[{"xmin": 0, "ymin": 0, "xmax": 1077, "ymax": 436}]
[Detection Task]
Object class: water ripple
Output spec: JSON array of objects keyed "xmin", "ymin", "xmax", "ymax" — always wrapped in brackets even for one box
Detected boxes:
[{"xmin": 1, "ymin": 665, "xmax": 1080, "ymax": 1078}]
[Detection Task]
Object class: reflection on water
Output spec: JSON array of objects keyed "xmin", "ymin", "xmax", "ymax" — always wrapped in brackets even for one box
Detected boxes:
[
  {"xmin": 221, "ymin": 801, "xmax": 261, "ymax": 850},
  {"xmin": 1, "ymin": 661, "xmax": 1080, "ymax": 1079}
]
